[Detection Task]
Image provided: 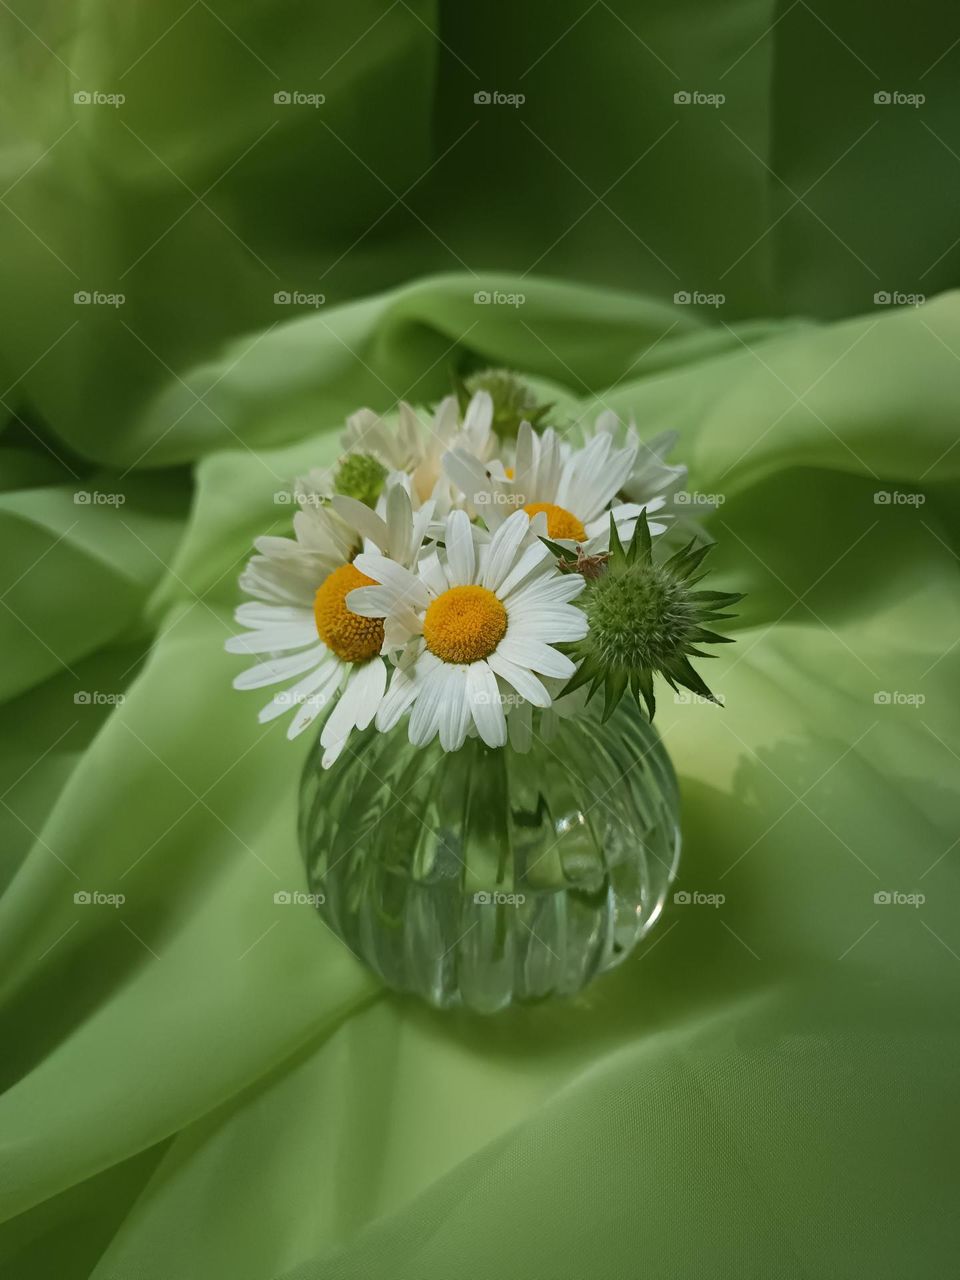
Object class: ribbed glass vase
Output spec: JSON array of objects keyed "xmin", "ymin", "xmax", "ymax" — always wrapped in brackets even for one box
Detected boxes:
[{"xmin": 299, "ymin": 700, "xmax": 681, "ymax": 1013}]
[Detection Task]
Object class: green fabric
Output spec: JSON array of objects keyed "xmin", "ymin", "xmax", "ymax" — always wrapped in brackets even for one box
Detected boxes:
[{"xmin": 2, "ymin": 3, "xmax": 959, "ymax": 1277}]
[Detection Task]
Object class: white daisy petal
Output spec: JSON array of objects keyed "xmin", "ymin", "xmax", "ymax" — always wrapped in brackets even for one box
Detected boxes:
[
  {"xmin": 351, "ymin": 657, "xmax": 387, "ymax": 730},
  {"xmin": 233, "ymin": 644, "xmax": 328, "ymax": 691},
  {"xmin": 437, "ymin": 665, "xmax": 471, "ymax": 752},
  {"xmin": 467, "ymin": 661, "xmax": 507, "ymax": 747},
  {"xmin": 408, "ymin": 667, "xmax": 447, "ymax": 747},
  {"xmin": 495, "ymin": 541, "xmax": 549, "ymax": 599},
  {"xmin": 237, "ymin": 572, "xmax": 303, "ymax": 608},
  {"xmin": 512, "ymin": 422, "xmax": 535, "ymax": 501},
  {"xmin": 259, "ymin": 659, "xmax": 340, "ymax": 724},
  {"xmin": 344, "ymin": 585, "xmax": 392, "ymax": 618},
  {"xmin": 409, "ymin": 499, "xmax": 436, "ymax": 561},
  {"xmin": 239, "ymin": 559, "xmax": 313, "ymax": 608},
  {"xmin": 376, "ymin": 665, "xmax": 420, "ymax": 732},
  {"xmin": 291, "ymin": 511, "xmax": 331, "ymax": 556},
  {"xmin": 432, "ymin": 395, "xmax": 460, "ymax": 439},
  {"xmin": 505, "ymin": 573, "xmax": 585, "ymax": 607},
  {"xmin": 442, "ymin": 448, "xmax": 488, "ymax": 501},
  {"xmin": 482, "ymin": 509, "xmax": 531, "ymax": 592},
  {"xmin": 225, "ymin": 624, "xmax": 318, "ymax": 654},
  {"xmin": 486, "ymin": 651, "xmax": 551, "ymax": 707},
  {"xmin": 331, "ymin": 495, "xmax": 390, "ymax": 550},
  {"xmin": 234, "ymin": 603, "xmax": 313, "ymax": 629},
  {"xmin": 253, "ymin": 534, "xmax": 304, "ymax": 559},
  {"xmin": 445, "ymin": 510, "xmax": 476, "ymax": 585},
  {"xmin": 506, "ymin": 604, "xmax": 588, "ymax": 642},
  {"xmin": 288, "ymin": 679, "xmax": 343, "ymax": 739},
  {"xmin": 537, "ymin": 428, "xmax": 564, "ymax": 502},
  {"xmin": 320, "ymin": 658, "xmax": 387, "ymax": 765},
  {"xmin": 396, "ymin": 402, "xmax": 424, "ymax": 457},
  {"xmin": 352, "ymin": 553, "xmax": 429, "ymax": 610},
  {"xmin": 384, "ymin": 483, "xmax": 414, "ymax": 561},
  {"xmin": 462, "ymin": 389, "xmax": 493, "ymax": 450},
  {"xmin": 497, "ymin": 636, "xmax": 576, "ymax": 679},
  {"xmin": 417, "ymin": 550, "xmax": 449, "ymax": 598}
]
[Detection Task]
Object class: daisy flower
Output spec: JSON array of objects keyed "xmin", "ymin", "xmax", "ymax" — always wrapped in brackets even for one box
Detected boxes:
[
  {"xmin": 340, "ymin": 390, "xmax": 497, "ymax": 513},
  {"xmin": 226, "ymin": 484, "xmax": 431, "ymax": 765},
  {"xmin": 591, "ymin": 412, "xmax": 708, "ymax": 540},
  {"xmin": 593, "ymin": 413, "xmax": 686, "ymax": 504},
  {"xmin": 346, "ymin": 509, "xmax": 588, "ymax": 752},
  {"xmin": 444, "ymin": 420, "xmax": 665, "ymax": 555}
]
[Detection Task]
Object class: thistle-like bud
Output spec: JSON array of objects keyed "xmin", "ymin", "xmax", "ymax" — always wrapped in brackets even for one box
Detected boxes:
[
  {"xmin": 559, "ymin": 512, "xmax": 742, "ymax": 720},
  {"xmin": 333, "ymin": 452, "xmax": 388, "ymax": 507},
  {"xmin": 457, "ymin": 368, "xmax": 551, "ymax": 439}
]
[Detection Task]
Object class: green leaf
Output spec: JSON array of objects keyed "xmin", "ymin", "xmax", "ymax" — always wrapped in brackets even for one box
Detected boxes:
[
  {"xmin": 632, "ymin": 667, "xmax": 656, "ymax": 720},
  {"xmin": 629, "ymin": 509, "xmax": 653, "ymax": 566},
  {"xmin": 608, "ymin": 511, "xmax": 626, "ymax": 566},
  {"xmin": 538, "ymin": 535, "xmax": 572, "ymax": 562},
  {"xmin": 559, "ymin": 656, "xmax": 600, "ymax": 699},
  {"xmin": 675, "ymin": 543, "xmax": 713, "ymax": 580},
  {"xmin": 601, "ymin": 669, "xmax": 629, "ymax": 721}
]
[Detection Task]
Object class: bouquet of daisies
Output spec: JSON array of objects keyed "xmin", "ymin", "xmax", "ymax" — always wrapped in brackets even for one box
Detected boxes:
[{"xmin": 227, "ymin": 373, "xmax": 740, "ymax": 768}]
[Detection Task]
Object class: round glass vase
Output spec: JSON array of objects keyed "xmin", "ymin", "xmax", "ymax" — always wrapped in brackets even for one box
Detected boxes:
[{"xmin": 299, "ymin": 699, "xmax": 681, "ymax": 1013}]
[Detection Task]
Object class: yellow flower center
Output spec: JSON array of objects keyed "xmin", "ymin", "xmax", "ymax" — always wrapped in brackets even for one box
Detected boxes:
[
  {"xmin": 522, "ymin": 502, "xmax": 587, "ymax": 542},
  {"xmin": 313, "ymin": 563, "xmax": 384, "ymax": 663},
  {"xmin": 423, "ymin": 585, "xmax": 507, "ymax": 664},
  {"xmin": 504, "ymin": 466, "xmax": 515, "ymax": 479}
]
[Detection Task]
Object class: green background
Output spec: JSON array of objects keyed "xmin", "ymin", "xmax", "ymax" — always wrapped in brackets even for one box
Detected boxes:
[{"xmin": 1, "ymin": 3, "xmax": 959, "ymax": 1276}]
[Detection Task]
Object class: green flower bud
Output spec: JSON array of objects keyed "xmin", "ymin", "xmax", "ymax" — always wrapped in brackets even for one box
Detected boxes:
[
  {"xmin": 460, "ymin": 368, "xmax": 551, "ymax": 439},
  {"xmin": 560, "ymin": 512, "xmax": 742, "ymax": 720},
  {"xmin": 333, "ymin": 452, "xmax": 388, "ymax": 507}
]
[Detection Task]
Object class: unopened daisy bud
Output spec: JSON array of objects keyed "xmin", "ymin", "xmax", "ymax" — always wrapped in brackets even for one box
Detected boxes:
[
  {"xmin": 562, "ymin": 511, "xmax": 742, "ymax": 720},
  {"xmin": 459, "ymin": 368, "xmax": 551, "ymax": 439},
  {"xmin": 333, "ymin": 451, "xmax": 388, "ymax": 507}
]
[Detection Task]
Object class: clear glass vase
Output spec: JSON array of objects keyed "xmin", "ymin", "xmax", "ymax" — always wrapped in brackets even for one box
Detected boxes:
[{"xmin": 299, "ymin": 700, "xmax": 681, "ymax": 1013}]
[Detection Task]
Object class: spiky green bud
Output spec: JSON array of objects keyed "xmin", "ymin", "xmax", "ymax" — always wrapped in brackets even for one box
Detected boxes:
[
  {"xmin": 456, "ymin": 368, "xmax": 551, "ymax": 439},
  {"xmin": 333, "ymin": 452, "xmax": 388, "ymax": 507},
  {"xmin": 560, "ymin": 512, "xmax": 742, "ymax": 721}
]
